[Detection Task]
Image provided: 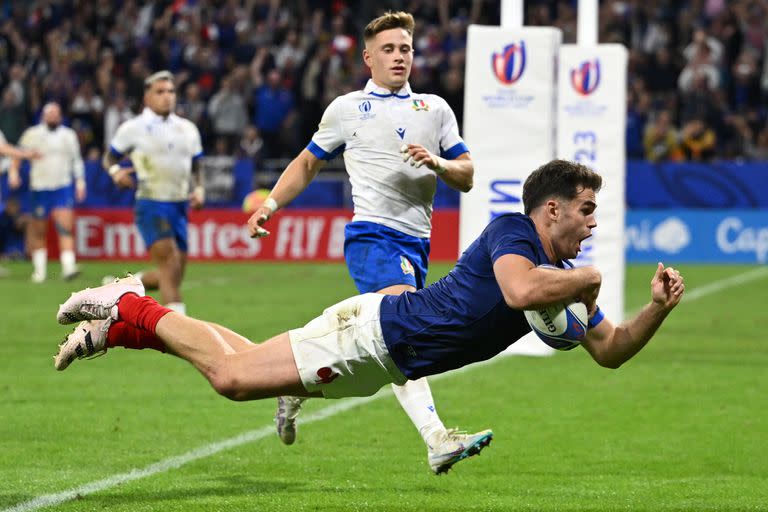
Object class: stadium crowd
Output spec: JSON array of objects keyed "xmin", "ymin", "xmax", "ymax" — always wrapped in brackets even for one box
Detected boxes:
[{"xmin": 0, "ymin": 0, "xmax": 767, "ymax": 166}]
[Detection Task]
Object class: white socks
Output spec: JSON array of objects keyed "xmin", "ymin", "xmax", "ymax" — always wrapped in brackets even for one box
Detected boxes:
[
  {"xmin": 390, "ymin": 378, "xmax": 446, "ymax": 448},
  {"xmin": 60, "ymin": 250, "xmax": 76, "ymax": 275},
  {"xmin": 166, "ymin": 302, "xmax": 186, "ymax": 315},
  {"xmin": 32, "ymin": 248, "xmax": 47, "ymax": 280}
]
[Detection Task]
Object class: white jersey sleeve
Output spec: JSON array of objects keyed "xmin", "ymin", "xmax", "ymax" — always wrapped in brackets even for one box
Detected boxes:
[
  {"xmin": 437, "ymin": 97, "xmax": 468, "ymax": 160},
  {"xmin": 109, "ymin": 120, "xmax": 136, "ymax": 157},
  {"xmin": 307, "ymin": 98, "xmax": 345, "ymax": 160},
  {"xmin": 68, "ymin": 129, "xmax": 85, "ymax": 181}
]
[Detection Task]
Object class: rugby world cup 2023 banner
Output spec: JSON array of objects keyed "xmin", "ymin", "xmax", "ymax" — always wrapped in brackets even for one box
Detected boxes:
[
  {"xmin": 460, "ymin": 25, "xmax": 562, "ymax": 250},
  {"xmin": 557, "ymin": 44, "xmax": 628, "ymax": 322}
]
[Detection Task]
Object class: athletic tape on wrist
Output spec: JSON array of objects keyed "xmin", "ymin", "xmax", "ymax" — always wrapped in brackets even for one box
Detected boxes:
[
  {"xmin": 263, "ymin": 197, "xmax": 278, "ymax": 213},
  {"xmin": 434, "ymin": 157, "xmax": 447, "ymax": 175},
  {"xmin": 588, "ymin": 306, "xmax": 605, "ymax": 329}
]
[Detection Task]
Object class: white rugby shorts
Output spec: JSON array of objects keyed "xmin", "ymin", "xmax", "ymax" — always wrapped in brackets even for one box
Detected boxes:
[{"xmin": 288, "ymin": 293, "xmax": 408, "ymax": 398}]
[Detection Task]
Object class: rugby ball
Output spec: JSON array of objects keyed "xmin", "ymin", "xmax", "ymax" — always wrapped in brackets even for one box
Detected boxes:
[{"xmin": 524, "ymin": 301, "xmax": 588, "ymax": 351}]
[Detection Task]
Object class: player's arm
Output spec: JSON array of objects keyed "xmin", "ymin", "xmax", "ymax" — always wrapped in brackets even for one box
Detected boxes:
[
  {"xmin": 70, "ymin": 131, "xmax": 86, "ymax": 202},
  {"xmin": 102, "ymin": 150, "xmax": 135, "ymax": 189},
  {"xmin": 0, "ymin": 142, "xmax": 40, "ymax": 161},
  {"xmin": 581, "ymin": 263, "xmax": 684, "ymax": 368},
  {"xmin": 493, "ymin": 254, "xmax": 601, "ymax": 310},
  {"xmin": 400, "ymin": 145, "xmax": 473, "ymax": 192},
  {"xmin": 189, "ymin": 157, "xmax": 204, "ymax": 209},
  {"xmin": 247, "ymin": 149, "xmax": 325, "ymax": 238},
  {"xmin": 6, "ymin": 130, "xmax": 39, "ymax": 189}
]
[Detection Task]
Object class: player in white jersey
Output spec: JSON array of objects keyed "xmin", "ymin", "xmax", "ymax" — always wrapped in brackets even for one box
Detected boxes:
[
  {"xmin": 0, "ymin": 129, "xmax": 41, "ymax": 277},
  {"xmin": 246, "ymin": 12, "xmax": 488, "ymax": 474},
  {"xmin": 102, "ymin": 71, "xmax": 204, "ymax": 315},
  {"xmin": 8, "ymin": 103, "xmax": 85, "ymax": 282}
]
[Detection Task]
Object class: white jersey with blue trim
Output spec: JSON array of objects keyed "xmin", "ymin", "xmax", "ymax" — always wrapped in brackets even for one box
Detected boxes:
[
  {"xmin": 18, "ymin": 124, "xmax": 84, "ymax": 191},
  {"xmin": 109, "ymin": 108, "xmax": 203, "ymax": 201},
  {"xmin": 307, "ymin": 79, "xmax": 469, "ymax": 238}
]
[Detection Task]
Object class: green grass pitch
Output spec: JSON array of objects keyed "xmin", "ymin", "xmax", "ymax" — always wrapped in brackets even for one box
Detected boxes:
[{"xmin": 1, "ymin": 260, "xmax": 766, "ymax": 511}]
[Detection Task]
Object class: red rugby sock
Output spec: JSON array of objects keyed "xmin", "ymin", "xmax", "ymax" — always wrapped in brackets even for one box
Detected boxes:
[
  {"xmin": 106, "ymin": 320, "xmax": 166, "ymax": 352},
  {"xmin": 116, "ymin": 293, "xmax": 174, "ymax": 333}
]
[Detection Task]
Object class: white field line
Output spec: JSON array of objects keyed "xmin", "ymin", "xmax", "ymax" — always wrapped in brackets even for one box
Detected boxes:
[{"xmin": 5, "ymin": 267, "xmax": 767, "ymax": 512}]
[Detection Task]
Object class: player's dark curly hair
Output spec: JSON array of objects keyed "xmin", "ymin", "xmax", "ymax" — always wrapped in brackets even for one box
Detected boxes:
[
  {"xmin": 363, "ymin": 11, "xmax": 415, "ymax": 42},
  {"xmin": 522, "ymin": 159, "xmax": 603, "ymax": 215}
]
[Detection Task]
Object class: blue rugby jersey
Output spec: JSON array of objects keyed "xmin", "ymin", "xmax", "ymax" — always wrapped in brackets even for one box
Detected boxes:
[{"xmin": 379, "ymin": 213, "xmax": 565, "ymax": 379}]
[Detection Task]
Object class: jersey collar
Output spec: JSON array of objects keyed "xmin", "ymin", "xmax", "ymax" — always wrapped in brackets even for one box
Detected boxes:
[
  {"xmin": 364, "ymin": 79, "xmax": 411, "ymax": 99},
  {"xmin": 142, "ymin": 107, "xmax": 176, "ymax": 123}
]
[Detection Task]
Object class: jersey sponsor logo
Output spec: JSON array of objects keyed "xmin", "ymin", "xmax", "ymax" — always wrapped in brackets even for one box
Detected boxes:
[
  {"xmin": 491, "ymin": 41, "xmax": 526, "ymax": 85},
  {"xmin": 400, "ymin": 255, "xmax": 415, "ymax": 276},
  {"xmin": 411, "ymin": 99, "xmax": 429, "ymax": 111},
  {"xmin": 314, "ymin": 366, "xmax": 340, "ymax": 384},
  {"xmin": 570, "ymin": 59, "xmax": 601, "ymax": 96},
  {"xmin": 396, "ymin": 127, "xmax": 406, "ymax": 139}
]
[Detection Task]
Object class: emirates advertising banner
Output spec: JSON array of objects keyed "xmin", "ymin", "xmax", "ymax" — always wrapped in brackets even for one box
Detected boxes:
[
  {"xmin": 556, "ymin": 44, "xmax": 628, "ymax": 321},
  {"xmin": 55, "ymin": 209, "xmax": 460, "ymax": 262},
  {"xmin": 460, "ymin": 25, "xmax": 562, "ymax": 251}
]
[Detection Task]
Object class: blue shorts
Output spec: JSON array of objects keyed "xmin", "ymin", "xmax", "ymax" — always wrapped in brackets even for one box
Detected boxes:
[
  {"xmin": 344, "ymin": 221, "xmax": 430, "ymax": 293},
  {"xmin": 135, "ymin": 199, "xmax": 189, "ymax": 252},
  {"xmin": 29, "ymin": 186, "xmax": 74, "ymax": 219}
]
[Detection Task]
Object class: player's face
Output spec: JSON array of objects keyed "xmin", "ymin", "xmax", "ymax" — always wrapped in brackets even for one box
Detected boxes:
[
  {"xmin": 145, "ymin": 79, "xmax": 176, "ymax": 117},
  {"xmin": 363, "ymin": 28, "xmax": 413, "ymax": 90},
  {"xmin": 42, "ymin": 104, "xmax": 62, "ymax": 127},
  {"xmin": 553, "ymin": 187, "xmax": 597, "ymax": 260}
]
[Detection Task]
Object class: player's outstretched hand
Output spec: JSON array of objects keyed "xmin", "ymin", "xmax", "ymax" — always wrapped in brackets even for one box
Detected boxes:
[
  {"xmin": 400, "ymin": 144, "xmax": 446, "ymax": 174},
  {"xmin": 651, "ymin": 262, "xmax": 684, "ymax": 311},
  {"xmin": 247, "ymin": 207, "xmax": 271, "ymax": 238}
]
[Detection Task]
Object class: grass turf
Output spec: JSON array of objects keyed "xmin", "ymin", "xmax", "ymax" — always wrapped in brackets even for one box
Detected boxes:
[{"xmin": 0, "ymin": 261, "xmax": 766, "ymax": 511}]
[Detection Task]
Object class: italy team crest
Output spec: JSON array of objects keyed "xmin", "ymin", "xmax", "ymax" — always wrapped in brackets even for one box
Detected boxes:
[
  {"xmin": 400, "ymin": 256, "xmax": 415, "ymax": 276},
  {"xmin": 412, "ymin": 99, "xmax": 429, "ymax": 111}
]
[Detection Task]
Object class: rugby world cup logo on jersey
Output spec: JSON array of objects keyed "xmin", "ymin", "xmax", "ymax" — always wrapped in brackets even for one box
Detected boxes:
[
  {"xmin": 570, "ymin": 59, "xmax": 601, "ymax": 96},
  {"xmin": 358, "ymin": 100, "xmax": 376, "ymax": 120},
  {"xmin": 491, "ymin": 41, "xmax": 526, "ymax": 85}
]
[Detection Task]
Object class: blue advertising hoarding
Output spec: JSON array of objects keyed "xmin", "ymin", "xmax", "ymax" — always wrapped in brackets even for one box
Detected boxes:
[{"xmin": 626, "ymin": 210, "xmax": 768, "ymax": 264}]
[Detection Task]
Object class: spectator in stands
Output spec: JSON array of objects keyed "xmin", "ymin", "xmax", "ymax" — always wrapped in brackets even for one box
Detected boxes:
[
  {"xmin": 103, "ymin": 94, "xmax": 135, "ymax": 150},
  {"xmin": 744, "ymin": 124, "xmax": 768, "ymax": 161},
  {"xmin": 678, "ymin": 43, "xmax": 720, "ymax": 94},
  {"xmin": 177, "ymin": 82, "xmax": 207, "ymax": 130},
  {"xmin": 679, "ymin": 118, "xmax": 717, "ymax": 162},
  {"xmin": 207, "ymin": 75, "xmax": 248, "ymax": 153},
  {"xmin": 0, "ymin": 88, "xmax": 25, "ymax": 143},
  {"xmin": 252, "ymin": 68, "xmax": 296, "ymax": 159},
  {"xmin": 643, "ymin": 110, "xmax": 682, "ymax": 162},
  {"xmin": 238, "ymin": 125, "xmax": 264, "ymax": 163}
]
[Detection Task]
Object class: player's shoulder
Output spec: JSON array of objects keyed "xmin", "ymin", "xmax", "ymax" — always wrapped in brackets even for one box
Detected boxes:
[
  {"xmin": 330, "ymin": 89, "xmax": 368, "ymax": 108},
  {"xmin": 172, "ymin": 114, "xmax": 201, "ymax": 132},
  {"xmin": 483, "ymin": 213, "xmax": 536, "ymax": 238}
]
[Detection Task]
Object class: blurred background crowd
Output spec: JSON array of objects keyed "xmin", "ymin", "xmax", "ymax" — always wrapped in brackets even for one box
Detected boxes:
[{"xmin": 0, "ymin": 0, "xmax": 767, "ymax": 168}]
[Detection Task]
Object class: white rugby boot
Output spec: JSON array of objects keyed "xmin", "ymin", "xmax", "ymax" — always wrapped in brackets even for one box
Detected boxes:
[
  {"xmin": 427, "ymin": 428, "xmax": 494, "ymax": 474},
  {"xmin": 57, "ymin": 274, "xmax": 144, "ymax": 325},
  {"xmin": 275, "ymin": 396, "xmax": 306, "ymax": 445},
  {"xmin": 55, "ymin": 318, "xmax": 113, "ymax": 371}
]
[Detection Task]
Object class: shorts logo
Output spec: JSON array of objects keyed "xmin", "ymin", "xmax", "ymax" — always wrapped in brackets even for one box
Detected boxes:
[
  {"xmin": 315, "ymin": 366, "xmax": 340, "ymax": 384},
  {"xmin": 400, "ymin": 256, "xmax": 415, "ymax": 276}
]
